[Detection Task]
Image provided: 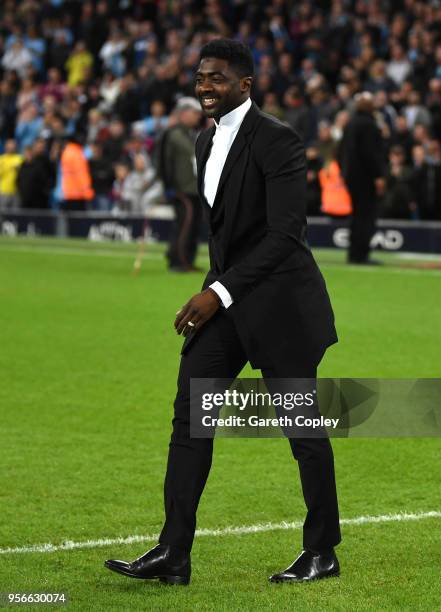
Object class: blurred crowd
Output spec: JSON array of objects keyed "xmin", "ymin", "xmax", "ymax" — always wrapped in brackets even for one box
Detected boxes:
[{"xmin": 0, "ymin": 0, "xmax": 440, "ymax": 219}]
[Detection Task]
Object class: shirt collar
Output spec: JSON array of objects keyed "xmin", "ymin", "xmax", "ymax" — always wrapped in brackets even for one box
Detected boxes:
[{"xmin": 214, "ymin": 98, "xmax": 252, "ymax": 131}]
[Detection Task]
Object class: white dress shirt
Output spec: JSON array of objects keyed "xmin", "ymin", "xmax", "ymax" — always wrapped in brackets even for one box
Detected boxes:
[{"xmin": 205, "ymin": 97, "xmax": 252, "ymax": 308}]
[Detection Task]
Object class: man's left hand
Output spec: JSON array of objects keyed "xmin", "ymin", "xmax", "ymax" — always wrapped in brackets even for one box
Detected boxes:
[{"xmin": 175, "ymin": 288, "xmax": 221, "ymax": 336}]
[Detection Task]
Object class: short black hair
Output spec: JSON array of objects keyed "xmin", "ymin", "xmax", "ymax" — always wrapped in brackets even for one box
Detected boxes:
[{"xmin": 199, "ymin": 38, "xmax": 254, "ymax": 78}]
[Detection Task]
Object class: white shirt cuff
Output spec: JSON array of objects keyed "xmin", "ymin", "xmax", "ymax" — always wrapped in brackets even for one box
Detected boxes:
[{"xmin": 209, "ymin": 281, "xmax": 233, "ymax": 309}]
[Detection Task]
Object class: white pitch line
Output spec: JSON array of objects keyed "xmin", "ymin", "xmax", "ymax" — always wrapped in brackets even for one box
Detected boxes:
[
  {"xmin": 0, "ymin": 510, "xmax": 439, "ymax": 556},
  {"xmin": 396, "ymin": 252, "xmax": 441, "ymax": 262}
]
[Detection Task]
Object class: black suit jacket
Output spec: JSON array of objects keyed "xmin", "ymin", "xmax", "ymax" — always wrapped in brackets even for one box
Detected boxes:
[
  {"xmin": 339, "ymin": 110, "xmax": 384, "ymax": 192},
  {"xmin": 183, "ymin": 101, "xmax": 337, "ymax": 369}
]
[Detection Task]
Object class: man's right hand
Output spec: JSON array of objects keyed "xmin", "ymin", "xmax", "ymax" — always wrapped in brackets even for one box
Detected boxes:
[{"xmin": 174, "ymin": 288, "xmax": 221, "ymax": 336}]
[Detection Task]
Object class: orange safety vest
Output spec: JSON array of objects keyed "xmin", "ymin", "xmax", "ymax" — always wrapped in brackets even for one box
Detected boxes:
[
  {"xmin": 61, "ymin": 143, "xmax": 94, "ymax": 201},
  {"xmin": 318, "ymin": 160, "xmax": 352, "ymax": 216}
]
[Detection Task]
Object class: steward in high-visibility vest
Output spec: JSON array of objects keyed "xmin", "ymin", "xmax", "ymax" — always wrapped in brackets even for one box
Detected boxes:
[
  {"xmin": 319, "ymin": 160, "xmax": 352, "ymax": 216},
  {"xmin": 61, "ymin": 140, "xmax": 94, "ymax": 209}
]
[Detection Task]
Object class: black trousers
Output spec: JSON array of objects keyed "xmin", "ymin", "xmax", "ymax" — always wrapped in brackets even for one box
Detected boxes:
[
  {"xmin": 167, "ymin": 193, "xmax": 201, "ymax": 269},
  {"xmin": 348, "ymin": 186, "xmax": 377, "ymax": 263},
  {"xmin": 158, "ymin": 309, "xmax": 341, "ymax": 554}
]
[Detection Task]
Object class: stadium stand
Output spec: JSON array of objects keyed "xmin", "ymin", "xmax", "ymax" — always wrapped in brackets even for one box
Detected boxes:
[{"xmin": 0, "ymin": 0, "xmax": 440, "ymax": 220}]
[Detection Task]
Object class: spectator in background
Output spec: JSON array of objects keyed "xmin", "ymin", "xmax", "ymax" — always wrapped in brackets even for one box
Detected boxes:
[
  {"xmin": 319, "ymin": 154, "xmax": 353, "ymax": 219},
  {"xmin": 340, "ymin": 92, "xmax": 385, "ymax": 265},
  {"xmin": 123, "ymin": 153, "xmax": 162, "ymax": 213},
  {"xmin": 33, "ymin": 137, "xmax": 56, "ymax": 195},
  {"xmin": 88, "ymin": 142, "xmax": 114, "ymax": 212},
  {"xmin": 413, "ymin": 123, "xmax": 431, "ymax": 150},
  {"xmin": 251, "ymin": 71, "xmax": 273, "ymax": 107},
  {"xmin": 15, "ymin": 103, "xmax": 43, "ymax": 152},
  {"xmin": 38, "ymin": 68, "xmax": 65, "ymax": 103},
  {"xmin": 390, "ymin": 114, "xmax": 414, "ymax": 163},
  {"xmin": 99, "ymin": 71, "xmax": 121, "ymax": 114},
  {"xmin": 403, "ymin": 90, "xmax": 432, "ymax": 130},
  {"xmin": 0, "ymin": 80, "xmax": 18, "ymax": 142},
  {"xmin": 387, "ymin": 42, "xmax": 412, "ymax": 87},
  {"xmin": 47, "ymin": 115, "xmax": 67, "ymax": 149},
  {"xmin": 159, "ymin": 97, "xmax": 202, "ymax": 272},
  {"xmin": 132, "ymin": 100, "xmax": 169, "ymax": 139},
  {"xmin": 365, "ymin": 60, "xmax": 397, "ymax": 94},
  {"xmin": 62, "ymin": 96, "xmax": 87, "ymax": 137},
  {"xmin": 316, "ymin": 120, "xmax": 336, "ymax": 166},
  {"xmin": 274, "ymin": 52, "xmax": 298, "ymax": 98},
  {"xmin": 299, "ymin": 56, "xmax": 319, "ymax": 85},
  {"xmin": 17, "ymin": 140, "xmax": 52, "ymax": 209},
  {"xmin": 86, "ymin": 82, "xmax": 105, "ymax": 113},
  {"xmin": 435, "ymin": 44, "xmax": 441, "ymax": 80},
  {"xmin": 48, "ymin": 31, "xmax": 72, "ymax": 76},
  {"xmin": 308, "ymin": 85, "xmax": 337, "ymax": 141},
  {"xmin": 382, "ymin": 145, "xmax": 416, "ymax": 219},
  {"xmin": 261, "ymin": 92, "xmax": 285, "ymax": 121},
  {"xmin": 330, "ymin": 109, "xmax": 350, "ymax": 143},
  {"xmin": 132, "ymin": 21, "xmax": 157, "ymax": 69},
  {"xmin": 60, "ymin": 134, "xmax": 94, "ymax": 211},
  {"xmin": 113, "ymin": 74, "xmax": 140, "ymax": 124},
  {"xmin": 427, "ymin": 78, "xmax": 441, "ymax": 141},
  {"xmin": 65, "ymin": 41, "xmax": 93, "ymax": 87},
  {"xmin": 0, "ymin": 139, "xmax": 23, "ymax": 209},
  {"xmin": 86, "ymin": 108, "xmax": 107, "ymax": 144},
  {"xmin": 80, "ymin": 0, "xmax": 109, "ymax": 61},
  {"xmin": 17, "ymin": 146, "xmax": 36, "ymax": 208},
  {"xmin": 25, "ymin": 24, "xmax": 46, "ymax": 76},
  {"xmin": 125, "ymin": 133, "xmax": 150, "ymax": 165},
  {"xmin": 17, "ymin": 78, "xmax": 38, "ymax": 118},
  {"xmin": 412, "ymin": 140, "xmax": 441, "ymax": 220},
  {"xmin": 99, "ymin": 29, "xmax": 128, "ymax": 78},
  {"xmin": 374, "ymin": 90, "xmax": 397, "ymax": 134},
  {"xmin": 283, "ymin": 86, "xmax": 312, "ymax": 143},
  {"xmin": 257, "ymin": 54, "xmax": 275, "ymax": 77},
  {"xmin": 305, "ymin": 145, "xmax": 322, "ymax": 216},
  {"xmin": 103, "ymin": 119, "xmax": 126, "ymax": 163},
  {"xmin": 136, "ymin": 64, "xmax": 155, "ymax": 113},
  {"xmin": 1, "ymin": 38, "xmax": 33, "ymax": 78},
  {"xmin": 111, "ymin": 160, "xmax": 131, "ymax": 212},
  {"xmin": 412, "ymin": 144, "xmax": 426, "ymax": 171}
]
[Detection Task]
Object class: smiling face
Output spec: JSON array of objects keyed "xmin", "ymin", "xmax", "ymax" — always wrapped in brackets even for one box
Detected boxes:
[{"xmin": 194, "ymin": 57, "xmax": 252, "ymax": 122}]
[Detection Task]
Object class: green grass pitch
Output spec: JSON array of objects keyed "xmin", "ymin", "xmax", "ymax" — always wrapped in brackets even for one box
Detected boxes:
[{"xmin": 0, "ymin": 236, "xmax": 440, "ymax": 611}]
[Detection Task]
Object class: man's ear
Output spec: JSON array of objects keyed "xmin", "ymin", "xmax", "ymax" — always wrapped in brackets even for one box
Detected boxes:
[{"xmin": 240, "ymin": 76, "xmax": 253, "ymax": 93}]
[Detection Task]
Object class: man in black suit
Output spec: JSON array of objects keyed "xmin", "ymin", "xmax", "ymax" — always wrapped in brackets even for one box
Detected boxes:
[
  {"xmin": 340, "ymin": 92, "xmax": 386, "ymax": 264},
  {"xmin": 105, "ymin": 39, "xmax": 341, "ymax": 586}
]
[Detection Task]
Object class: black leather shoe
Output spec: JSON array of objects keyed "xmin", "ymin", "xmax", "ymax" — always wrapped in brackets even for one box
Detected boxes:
[
  {"xmin": 269, "ymin": 549, "xmax": 340, "ymax": 583},
  {"xmin": 104, "ymin": 544, "xmax": 191, "ymax": 585}
]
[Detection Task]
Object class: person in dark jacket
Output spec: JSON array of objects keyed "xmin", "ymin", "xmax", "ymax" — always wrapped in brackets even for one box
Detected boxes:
[
  {"xmin": 89, "ymin": 142, "xmax": 114, "ymax": 211},
  {"xmin": 411, "ymin": 141, "xmax": 441, "ymax": 220},
  {"xmin": 340, "ymin": 92, "xmax": 386, "ymax": 264},
  {"xmin": 381, "ymin": 145, "xmax": 416, "ymax": 219},
  {"xmin": 17, "ymin": 140, "xmax": 53, "ymax": 209},
  {"xmin": 113, "ymin": 74, "xmax": 140, "ymax": 124},
  {"xmin": 160, "ymin": 97, "xmax": 202, "ymax": 271}
]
